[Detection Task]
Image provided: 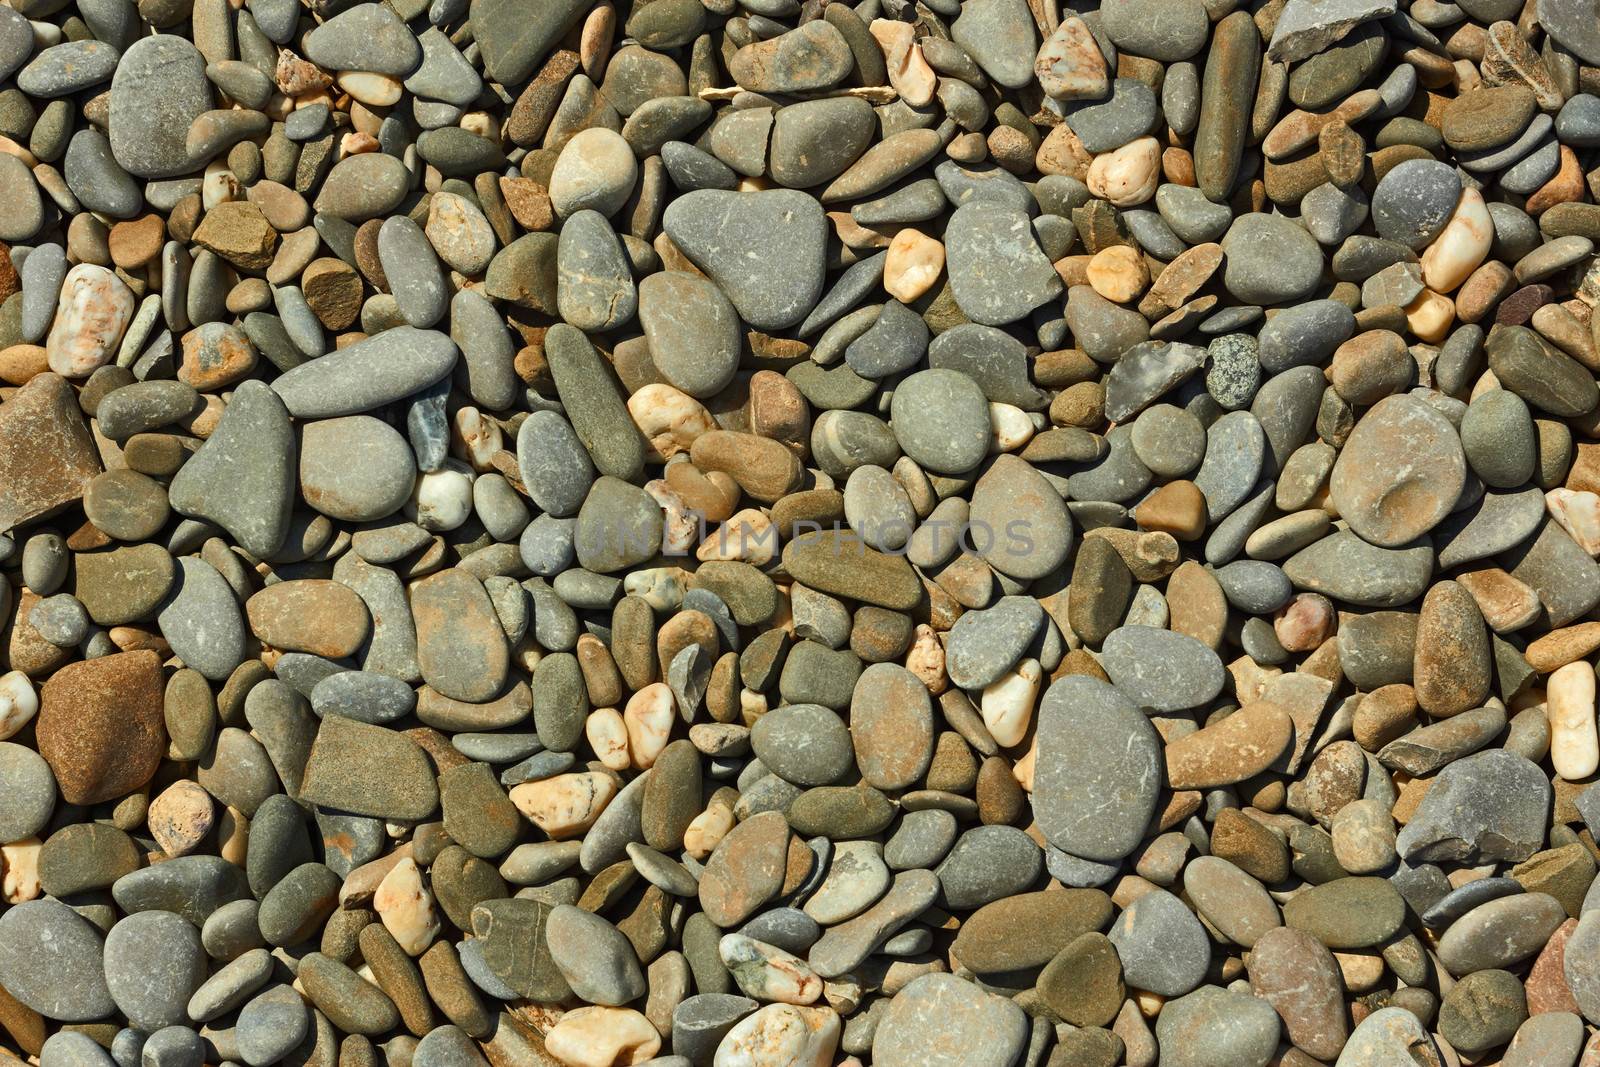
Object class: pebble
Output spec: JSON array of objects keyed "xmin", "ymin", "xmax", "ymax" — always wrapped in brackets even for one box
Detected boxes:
[
  {"xmin": 872, "ymin": 974, "xmax": 1027, "ymax": 1067},
  {"xmin": 1107, "ymin": 888, "xmax": 1210, "ymax": 997},
  {"xmin": 1034, "ymin": 676, "xmax": 1161, "ymax": 862},
  {"xmin": 1099, "ymin": 625, "xmax": 1224, "ymax": 712},
  {"xmin": 103, "ymin": 910, "xmax": 204, "ymax": 1031},
  {"xmin": 944, "ymin": 201, "xmax": 1063, "ymax": 326},
  {"xmin": 1155, "ymin": 986, "xmax": 1280, "ymax": 1067},
  {"xmin": 0, "ymin": 899, "xmax": 117, "ymax": 1021},
  {"xmin": 1221, "ymin": 214, "xmax": 1324, "ymax": 306},
  {"xmin": 663, "ymin": 190, "xmax": 826, "ymax": 331}
]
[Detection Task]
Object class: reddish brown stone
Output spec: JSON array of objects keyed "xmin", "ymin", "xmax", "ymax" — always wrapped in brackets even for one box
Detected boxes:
[
  {"xmin": 0, "ymin": 241, "xmax": 19, "ymax": 302},
  {"xmin": 245, "ymin": 579, "xmax": 372, "ymax": 658},
  {"xmin": 1527, "ymin": 917, "xmax": 1582, "ymax": 1015},
  {"xmin": 499, "ymin": 177, "xmax": 555, "ymax": 232},
  {"xmin": 301, "ymin": 257, "xmax": 363, "ymax": 331},
  {"xmin": 507, "ymin": 49, "xmax": 580, "ymax": 147},
  {"xmin": 108, "ymin": 214, "xmax": 166, "ymax": 270},
  {"xmin": 37, "ymin": 650, "xmax": 166, "ymax": 804},
  {"xmin": 0, "ymin": 372, "xmax": 102, "ymax": 534},
  {"xmin": 1496, "ymin": 283, "xmax": 1556, "ymax": 326},
  {"xmin": 192, "ymin": 201, "xmax": 279, "ymax": 272}
]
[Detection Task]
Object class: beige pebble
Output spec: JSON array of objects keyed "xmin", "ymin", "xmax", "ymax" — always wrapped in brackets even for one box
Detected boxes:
[
  {"xmin": 335, "ymin": 71, "xmax": 402, "ymax": 106},
  {"xmin": 425, "ymin": 191, "xmax": 496, "ymax": 276},
  {"xmin": 1, "ymin": 837, "xmax": 41, "ymax": 904},
  {"xmin": 373, "ymin": 855, "xmax": 440, "ymax": 955},
  {"xmin": 586, "ymin": 708, "xmax": 630, "ymax": 771},
  {"xmin": 1086, "ymin": 245, "xmax": 1149, "ymax": 303},
  {"xmin": 461, "ymin": 111, "xmax": 498, "ymax": 143},
  {"xmin": 645, "ymin": 480, "xmax": 698, "ymax": 556},
  {"xmin": 684, "ymin": 793, "xmax": 736, "ymax": 860},
  {"xmin": 714, "ymin": 1004, "xmax": 840, "ymax": 1067},
  {"xmin": 450, "ymin": 406, "xmax": 502, "ymax": 471},
  {"xmin": 1087, "ymin": 137, "xmax": 1160, "ymax": 208},
  {"xmin": 0, "ymin": 671, "xmax": 39, "ymax": 740},
  {"xmin": 511, "ymin": 772, "xmax": 618, "ymax": 839},
  {"xmin": 624, "ymin": 683, "xmax": 677, "ymax": 769},
  {"xmin": 904, "ymin": 625, "xmax": 947, "ymax": 694},
  {"xmin": 623, "ymin": 567, "xmax": 688, "ymax": 612},
  {"xmin": 202, "ymin": 161, "xmax": 241, "ymax": 210},
  {"xmin": 981, "ymin": 658, "xmax": 1041, "ymax": 747},
  {"xmin": 1420, "ymin": 187, "xmax": 1492, "ymax": 294},
  {"xmin": 740, "ymin": 687, "xmax": 769, "ymax": 724},
  {"xmin": 340, "ymin": 131, "xmax": 380, "ymax": 157},
  {"xmin": 869, "ymin": 20, "xmax": 935, "ymax": 108},
  {"xmin": 1549, "ymin": 660, "xmax": 1598, "ymax": 781},
  {"xmin": 699, "ymin": 509, "xmax": 778, "ymax": 565},
  {"xmin": 1547, "ymin": 488, "xmax": 1600, "ymax": 555},
  {"xmin": 629, "ymin": 383, "xmax": 717, "ymax": 460},
  {"xmin": 545, "ymin": 1006, "xmax": 661, "ymax": 1067},
  {"xmin": 720, "ymin": 933, "xmax": 824, "ymax": 1005},
  {"xmin": 1404, "ymin": 288, "xmax": 1453, "ymax": 343},
  {"xmin": 218, "ymin": 806, "xmax": 249, "ymax": 867},
  {"xmin": 409, "ymin": 460, "xmax": 475, "ymax": 532},
  {"xmin": 989, "ymin": 403, "xmax": 1035, "ymax": 452},
  {"xmin": 883, "ymin": 228, "xmax": 945, "ymax": 302},
  {"xmin": 1332, "ymin": 951, "xmax": 1385, "ymax": 993},
  {"xmin": 579, "ymin": 1, "xmax": 614, "ymax": 80},
  {"xmin": 1011, "ymin": 735, "xmax": 1036, "ymax": 792},
  {"xmin": 46, "ymin": 264, "xmax": 135, "ymax": 378},
  {"xmin": 512, "ymin": 637, "xmax": 544, "ymax": 674},
  {"xmin": 1274, "ymin": 593, "xmax": 1335, "ymax": 652},
  {"xmin": 147, "ymin": 779, "xmax": 215, "ymax": 857}
]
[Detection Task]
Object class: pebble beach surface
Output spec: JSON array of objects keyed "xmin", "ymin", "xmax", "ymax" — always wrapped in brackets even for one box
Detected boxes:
[{"xmin": 11, "ymin": 0, "xmax": 1600, "ymax": 1066}]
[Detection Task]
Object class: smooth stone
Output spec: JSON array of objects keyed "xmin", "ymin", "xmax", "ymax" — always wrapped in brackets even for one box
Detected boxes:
[
  {"xmin": 19, "ymin": 40, "xmax": 121, "ymax": 97},
  {"xmin": 303, "ymin": 3, "xmax": 421, "ymax": 76},
  {"xmin": 874, "ymin": 974, "xmax": 1027, "ymax": 1067},
  {"xmin": 1099, "ymin": 625, "xmax": 1225, "ymax": 712},
  {"xmin": 1372, "ymin": 159, "xmax": 1462, "ymax": 250},
  {"xmin": 236, "ymin": 985, "xmax": 308, "ymax": 1066},
  {"xmin": 728, "ymin": 21, "xmax": 853, "ymax": 93},
  {"xmin": 103, "ymin": 911, "xmax": 205, "ymax": 1031},
  {"xmin": 1107, "ymin": 888, "xmax": 1210, "ymax": 997},
  {"xmin": 950, "ymin": 0, "xmax": 1038, "ymax": 88},
  {"xmin": 637, "ymin": 272, "xmax": 740, "ymax": 400},
  {"xmin": 271, "ymin": 327, "xmax": 458, "ymax": 419},
  {"xmin": 545, "ymin": 905, "xmax": 646, "ymax": 1007},
  {"xmin": 750, "ymin": 704, "xmax": 853, "ymax": 787},
  {"xmin": 662, "ymin": 189, "xmax": 826, "ymax": 331},
  {"xmin": 944, "ymin": 596, "xmax": 1044, "ymax": 690},
  {"xmin": 1102, "ymin": 0, "xmax": 1209, "ymax": 61},
  {"xmin": 0, "ymin": 741, "xmax": 55, "ymax": 842},
  {"xmin": 1154, "ymin": 986, "xmax": 1280, "ymax": 1067},
  {"xmin": 1033, "ymin": 676, "xmax": 1161, "ymax": 862},
  {"xmin": 1283, "ymin": 531, "xmax": 1435, "ymax": 608},
  {"xmin": 968, "ymin": 454, "xmax": 1074, "ymax": 581},
  {"xmin": 299, "ymin": 416, "xmax": 414, "ymax": 522},
  {"xmin": 944, "ymin": 201, "xmax": 1063, "ymax": 326},
  {"xmin": 111, "ymin": 856, "xmax": 251, "ymax": 925},
  {"xmin": 1066, "ymin": 78, "xmax": 1158, "ymax": 153},
  {"xmin": 556, "ymin": 209, "xmax": 636, "ymax": 333},
  {"xmin": 1437, "ymin": 893, "xmax": 1566, "ymax": 974},
  {"xmin": 0, "ymin": 899, "xmax": 117, "ymax": 1021},
  {"xmin": 1221, "ymin": 214, "xmax": 1323, "ymax": 305}
]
